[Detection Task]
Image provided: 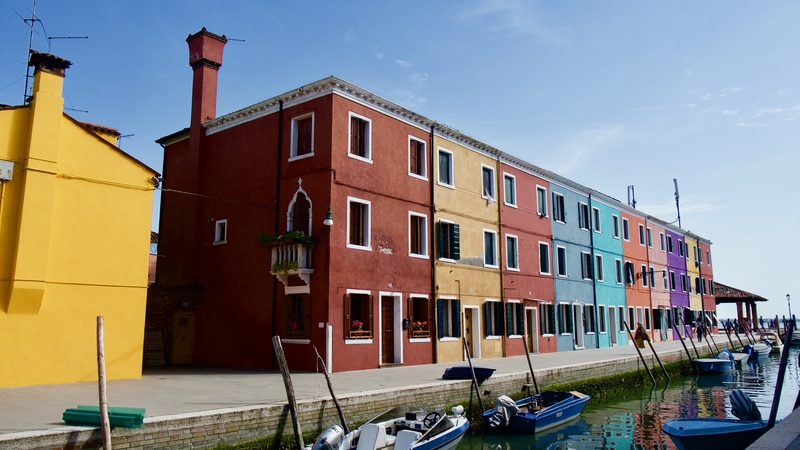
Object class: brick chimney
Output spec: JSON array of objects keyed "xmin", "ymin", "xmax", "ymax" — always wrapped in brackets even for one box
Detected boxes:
[{"xmin": 186, "ymin": 27, "xmax": 227, "ymax": 130}]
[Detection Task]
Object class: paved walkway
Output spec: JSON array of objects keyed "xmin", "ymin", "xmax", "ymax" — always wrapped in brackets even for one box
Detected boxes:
[{"xmin": 0, "ymin": 336, "xmax": 715, "ymax": 435}]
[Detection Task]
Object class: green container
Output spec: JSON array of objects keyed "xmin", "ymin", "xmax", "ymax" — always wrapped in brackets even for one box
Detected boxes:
[{"xmin": 62, "ymin": 405, "xmax": 145, "ymax": 429}]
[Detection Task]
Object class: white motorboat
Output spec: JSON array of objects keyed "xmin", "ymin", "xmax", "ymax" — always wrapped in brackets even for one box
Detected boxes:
[{"xmin": 760, "ymin": 331, "xmax": 783, "ymax": 354}]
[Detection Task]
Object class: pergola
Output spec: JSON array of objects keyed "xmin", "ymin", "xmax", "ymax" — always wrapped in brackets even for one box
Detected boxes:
[{"xmin": 714, "ymin": 281, "xmax": 769, "ymax": 332}]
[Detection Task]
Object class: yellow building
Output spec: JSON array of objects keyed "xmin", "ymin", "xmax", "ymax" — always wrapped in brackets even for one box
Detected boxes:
[
  {"xmin": 0, "ymin": 51, "xmax": 158, "ymax": 387},
  {"xmin": 685, "ymin": 236, "xmax": 702, "ymax": 313},
  {"xmin": 433, "ymin": 128, "xmax": 503, "ymax": 363}
]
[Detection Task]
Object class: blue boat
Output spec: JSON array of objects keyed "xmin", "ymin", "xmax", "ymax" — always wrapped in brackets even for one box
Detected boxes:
[
  {"xmin": 690, "ymin": 349, "xmax": 735, "ymax": 374},
  {"xmin": 441, "ymin": 366, "xmax": 495, "ymax": 382},
  {"xmin": 482, "ymin": 391, "xmax": 590, "ymax": 433}
]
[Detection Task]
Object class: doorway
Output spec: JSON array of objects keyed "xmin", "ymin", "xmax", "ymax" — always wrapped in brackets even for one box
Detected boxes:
[
  {"xmin": 463, "ymin": 306, "xmax": 481, "ymax": 359},
  {"xmin": 380, "ymin": 295, "xmax": 400, "ymax": 365},
  {"xmin": 171, "ymin": 312, "xmax": 195, "ymax": 364},
  {"xmin": 609, "ymin": 306, "xmax": 618, "ymax": 346},
  {"xmin": 572, "ymin": 304, "xmax": 584, "ymax": 349},
  {"xmin": 525, "ymin": 307, "xmax": 539, "ymax": 353}
]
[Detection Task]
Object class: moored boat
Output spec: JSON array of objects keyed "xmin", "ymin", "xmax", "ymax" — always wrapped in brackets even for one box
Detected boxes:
[
  {"xmin": 760, "ymin": 331, "xmax": 783, "ymax": 354},
  {"xmin": 441, "ymin": 366, "xmax": 495, "ymax": 382},
  {"xmin": 691, "ymin": 350, "xmax": 735, "ymax": 374},
  {"xmin": 482, "ymin": 391, "xmax": 590, "ymax": 433},
  {"xmin": 307, "ymin": 405, "xmax": 468, "ymax": 450}
]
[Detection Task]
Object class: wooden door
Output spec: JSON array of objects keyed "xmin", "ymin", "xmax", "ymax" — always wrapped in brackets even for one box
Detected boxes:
[
  {"xmin": 381, "ymin": 297, "xmax": 394, "ymax": 364},
  {"xmin": 171, "ymin": 312, "xmax": 195, "ymax": 364}
]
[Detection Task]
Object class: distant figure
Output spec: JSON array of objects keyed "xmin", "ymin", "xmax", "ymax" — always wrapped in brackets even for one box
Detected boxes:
[
  {"xmin": 759, "ymin": 316, "xmax": 764, "ymax": 329},
  {"xmin": 634, "ymin": 322, "xmax": 649, "ymax": 348},
  {"xmin": 733, "ymin": 318, "xmax": 739, "ymax": 333},
  {"xmin": 696, "ymin": 320, "xmax": 704, "ymax": 343}
]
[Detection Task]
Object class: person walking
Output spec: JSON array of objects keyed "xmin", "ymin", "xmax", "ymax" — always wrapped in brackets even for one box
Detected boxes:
[
  {"xmin": 634, "ymin": 322, "xmax": 649, "ymax": 349},
  {"xmin": 696, "ymin": 319, "xmax": 704, "ymax": 343}
]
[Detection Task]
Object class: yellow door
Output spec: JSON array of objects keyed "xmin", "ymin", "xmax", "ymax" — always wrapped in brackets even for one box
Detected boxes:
[{"xmin": 172, "ymin": 312, "xmax": 195, "ymax": 364}]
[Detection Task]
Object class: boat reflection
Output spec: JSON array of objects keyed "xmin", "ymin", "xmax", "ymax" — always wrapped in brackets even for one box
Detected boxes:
[{"xmin": 479, "ymin": 418, "xmax": 604, "ymax": 450}]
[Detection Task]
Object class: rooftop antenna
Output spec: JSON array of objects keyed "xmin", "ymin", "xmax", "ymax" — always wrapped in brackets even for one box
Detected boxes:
[
  {"xmin": 118, "ymin": 133, "xmax": 134, "ymax": 149},
  {"xmin": 627, "ymin": 185, "xmax": 637, "ymax": 209},
  {"xmin": 673, "ymin": 178, "xmax": 681, "ymax": 228},
  {"xmin": 13, "ymin": 0, "xmax": 41, "ymax": 103},
  {"xmin": 48, "ymin": 36, "xmax": 88, "ymax": 53}
]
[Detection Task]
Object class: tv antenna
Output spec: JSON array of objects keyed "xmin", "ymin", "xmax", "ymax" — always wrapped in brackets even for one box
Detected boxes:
[
  {"xmin": 118, "ymin": 133, "xmax": 134, "ymax": 149},
  {"xmin": 627, "ymin": 185, "xmax": 637, "ymax": 209},
  {"xmin": 673, "ymin": 178, "xmax": 681, "ymax": 228},
  {"xmin": 48, "ymin": 36, "xmax": 88, "ymax": 53}
]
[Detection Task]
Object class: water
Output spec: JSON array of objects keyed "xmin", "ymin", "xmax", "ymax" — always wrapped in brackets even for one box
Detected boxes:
[{"xmin": 458, "ymin": 347, "xmax": 800, "ymax": 450}]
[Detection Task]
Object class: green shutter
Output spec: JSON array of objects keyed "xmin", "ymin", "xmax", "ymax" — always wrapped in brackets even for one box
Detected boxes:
[
  {"xmin": 506, "ymin": 303, "xmax": 513, "ymax": 337},
  {"xmin": 496, "ymin": 303, "xmax": 505, "ymax": 336},
  {"xmin": 483, "ymin": 302, "xmax": 491, "ymax": 337},
  {"xmin": 452, "ymin": 224, "xmax": 460, "ymax": 260},
  {"xmin": 453, "ymin": 300, "xmax": 461, "ymax": 338},
  {"xmin": 437, "ymin": 299, "xmax": 445, "ymax": 339},
  {"xmin": 549, "ymin": 305, "xmax": 556, "ymax": 335},
  {"xmin": 437, "ymin": 222, "xmax": 445, "ymax": 259},
  {"xmin": 517, "ymin": 304, "xmax": 524, "ymax": 335}
]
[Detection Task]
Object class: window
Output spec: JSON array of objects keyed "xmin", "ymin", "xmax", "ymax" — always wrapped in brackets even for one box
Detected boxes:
[
  {"xmin": 638, "ymin": 224, "xmax": 645, "ymax": 245},
  {"xmin": 629, "ymin": 307, "xmax": 635, "ymax": 329},
  {"xmin": 482, "ymin": 165, "xmax": 495, "ymax": 200},
  {"xmin": 506, "ymin": 235, "xmax": 519, "ymax": 270},
  {"xmin": 681, "ymin": 273, "xmax": 687, "ymax": 292},
  {"xmin": 598, "ymin": 305, "xmax": 607, "ymax": 333},
  {"xmin": 437, "ymin": 298, "xmax": 461, "ymax": 339},
  {"xmin": 347, "ymin": 198, "xmax": 371, "ymax": 249},
  {"xmin": 709, "ymin": 279, "xmax": 714, "ymax": 295},
  {"xmin": 578, "ymin": 203, "xmax": 590, "ymax": 230},
  {"xmin": 678, "ymin": 240, "xmax": 684, "ymax": 257},
  {"xmin": 437, "ymin": 220, "xmax": 460, "ymax": 260},
  {"xmin": 484, "ymin": 230, "xmax": 498, "ymax": 267},
  {"xmin": 622, "ymin": 218, "xmax": 630, "ymax": 240},
  {"xmin": 649, "ymin": 266, "xmax": 655, "ymax": 287},
  {"xmin": 536, "ymin": 186, "xmax": 548, "ymax": 216},
  {"xmin": 344, "ymin": 292, "xmax": 373, "ymax": 339},
  {"xmin": 595, "ymin": 254, "xmax": 604, "ymax": 282},
  {"xmin": 503, "ymin": 173, "xmax": 516, "ymax": 206},
  {"xmin": 625, "ymin": 261, "xmax": 634, "ymax": 286},
  {"xmin": 684, "ymin": 242, "xmax": 690, "ymax": 259},
  {"xmin": 290, "ymin": 113, "xmax": 314, "ymax": 159},
  {"xmin": 289, "ymin": 192, "xmax": 311, "ymax": 235},
  {"xmin": 645, "ymin": 308, "xmax": 651, "ymax": 330},
  {"xmin": 695, "ymin": 277, "xmax": 701, "ymax": 295},
  {"xmin": 214, "ymin": 219, "xmax": 227, "ymax": 244},
  {"xmin": 647, "ymin": 228, "xmax": 652, "ymax": 247},
  {"xmin": 641, "ymin": 265, "xmax": 648, "ymax": 287},
  {"xmin": 592, "ymin": 207, "xmax": 601, "ymax": 232},
  {"xmin": 556, "ymin": 246, "xmax": 568, "ymax": 277},
  {"xmin": 663, "ymin": 269, "xmax": 668, "ymax": 290},
  {"xmin": 506, "ymin": 302, "xmax": 524, "ymax": 336},
  {"xmin": 636, "ymin": 307, "xmax": 643, "ymax": 326},
  {"xmin": 615, "ymin": 259, "xmax": 623, "ymax": 284},
  {"xmin": 612, "ymin": 215, "xmax": 620, "ymax": 238},
  {"xmin": 585, "ymin": 305, "xmax": 596, "ymax": 333},
  {"xmin": 559, "ymin": 303, "xmax": 573, "ymax": 334},
  {"xmin": 484, "ymin": 300, "xmax": 504, "ymax": 337},
  {"xmin": 693, "ymin": 245, "xmax": 698, "ymax": 263},
  {"xmin": 667, "ymin": 235, "xmax": 673, "ymax": 253},
  {"xmin": 702, "ymin": 278, "xmax": 708, "ymax": 295},
  {"xmin": 541, "ymin": 304, "xmax": 556, "ymax": 335},
  {"xmin": 539, "ymin": 242, "xmax": 551, "ymax": 275},
  {"xmin": 409, "ymin": 296, "xmax": 431, "ymax": 338},
  {"xmin": 348, "ymin": 113, "xmax": 371, "ymax": 161},
  {"xmin": 706, "ymin": 250, "xmax": 711, "ymax": 265},
  {"xmin": 619, "ymin": 308, "xmax": 625, "ymax": 332},
  {"xmin": 580, "ymin": 252, "xmax": 592, "ymax": 280},
  {"xmin": 284, "ymin": 295, "xmax": 310, "ymax": 339},
  {"xmin": 698, "ymin": 248, "xmax": 703, "ymax": 263},
  {"xmin": 408, "ymin": 137, "xmax": 426, "ymax": 179},
  {"xmin": 438, "ymin": 148, "xmax": 454, "ymax": 187},
  {"xmin": 409, "ymin": 212, "xmax": 428, "ymax": 257},
  {"xmin": 553, "ymin": 193, "xmax": 566, "ymax": 222},
  {"xmin": 660, "ymin": 233, "xmax": 665, "ymax": 251},
  {"xmin": 670, "ymin": 271, "xmax": 676, "ymax": 290}
]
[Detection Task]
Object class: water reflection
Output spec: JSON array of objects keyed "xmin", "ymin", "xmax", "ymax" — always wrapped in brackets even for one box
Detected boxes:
[{"xmin": 460, "ymin": 347, "xmax": 799, "ymax": 449}]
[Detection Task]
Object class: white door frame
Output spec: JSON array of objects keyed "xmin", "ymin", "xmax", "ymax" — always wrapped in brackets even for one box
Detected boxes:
[
  {"xmin": 463, "ymin": 305, "xmax": 481, "ymax": 359},
  {"xmin": 525, "ymin": 306, "xmax": 539, "ymax": 353},
  {"xmin": 378, "ymin": 291, "xmax": 403, "ymax": 364},
  {"xmin": 609, "ymin": 306, "xmax": 618, "ymax": 345},
  {"xmin": 573, "ymin": 303, "xmax": 585, "ymax": 349}
]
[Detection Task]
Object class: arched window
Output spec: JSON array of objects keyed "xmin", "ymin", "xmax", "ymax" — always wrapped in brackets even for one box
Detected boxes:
[{"xmin": 289, "ymin": 193, "xmax": 311, "ymax": 235}]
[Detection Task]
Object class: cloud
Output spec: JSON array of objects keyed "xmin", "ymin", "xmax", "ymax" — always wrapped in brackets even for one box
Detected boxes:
[
  {"xmin": 548, "ymin": 124, "xmax": 628, "ymax": 175},
  {"xmin": 638, "ymin": 195, "xmax": 726, "ymax": 217},
  {"xmin": 685, "ymin": 70, "xmax": 692, "ymax": 78},
  {"xmin": 457, "ymin": 0, "xmax": 564, "ymax": 42},
  {"xmin": 388, "ymin": 89, "xmax": 427, "ymax": 109},
  {"xmin": 409, "ymin": 73, "xmax": 429, "ymax": 89},
  {"xmin": 722, "ymin": 110, "xmax": 739, "ymax": 116},
  {"xmin": 776, "ymin": 88, "xmax": 793, "ymax": 97},
  {"xmin": 344, "ymin": 28, "xmax": 356, "ymax": 43},
  {"xmin": 374, "ymin": 52, "xmax": 384, "ymax": 59},
  {"xmin": 719, "ymin": 87, "xmax": 742, "ymax": 97},
  {"xmin": 395, "ymin": 59, "xmax": 411, "ymax": 68},
  {"xmin": 686, "ymin": 103, "xmax": 696, "ymax": 107},
  {"xmin": 702, "ymin": 94, "xmax": 712, "ymax": 100}
]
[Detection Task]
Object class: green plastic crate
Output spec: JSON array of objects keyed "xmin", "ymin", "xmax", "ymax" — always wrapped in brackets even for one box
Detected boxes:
[{"xmin": 62, "ymin": 405, "xmax": 145, "ymax": 429}]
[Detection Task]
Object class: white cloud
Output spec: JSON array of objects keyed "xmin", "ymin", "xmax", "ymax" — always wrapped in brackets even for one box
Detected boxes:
[
  {"xmin": 685, "ymin": 70, "xmax": 692, "ymax": 77},
  {"xmin": 686, "ymin": 103, "xmax": 696, "ymax": 107},
  {"xmin": 638, "ymin": 195, "xmax": 726, "ymax": 217},
  {"xmin": 409, "ymin": 73, "xmax": 429, "ymax": 89},
  {"xmin": 344, "ymin": 28, "xmax": 356, "ymax": 43},
  {"xmin": 719, "ymin": 87, "xmax": 742, "ymax": 97},
  {"xmin": 722, "ymin": 110, "xmax": 739, "ymax": 116},
  {"xmin": 457, "ymin": 0, "xmax": 565, "ymax": 43},
  {"xmin": 548, "ymin": 124, "xmax": 628, "ymax": 175},
  {"xmin": 388, "ymin": 89, "xmax": 427, "ymax": 109},
  {"xmin": 375, "ymin": 52, "xmax": 384, "ymax": 59},
  {"xmin": 395, "ymin": 59, "xmax": 411, "ymax": 68},
  {"xmin": 702, "ymin": 94, "xmax": 713, "ymax": 100}
]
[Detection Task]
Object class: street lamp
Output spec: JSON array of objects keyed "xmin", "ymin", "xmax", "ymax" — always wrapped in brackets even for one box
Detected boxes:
[{"xmin": 788, "ymin": 294, "xmax": 792, "ymax": 320}]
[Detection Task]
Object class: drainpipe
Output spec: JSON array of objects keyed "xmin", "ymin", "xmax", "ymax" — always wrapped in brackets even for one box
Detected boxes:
[
  {"xmin": 429, "ymin": 124, "xmax": 438, "ymax": 363},
  {"xmin": 495, "ymin": 152, "xmax": 506, "ymax": 357},
  {"xmin": 270, "ymin": 99, "xmax": 284, "ymax": 369},
  {"xmin": 588, "ymin": 193, "xmax": 599, "ymax": 348}
]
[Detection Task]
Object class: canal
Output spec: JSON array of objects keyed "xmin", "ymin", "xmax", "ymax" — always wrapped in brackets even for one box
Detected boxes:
[{"xmin": 458, "ymin": 346, "xmax": 800, "ymax": 449}]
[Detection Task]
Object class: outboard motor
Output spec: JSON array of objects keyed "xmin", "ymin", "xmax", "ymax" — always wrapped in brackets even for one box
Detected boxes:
[
  {"xmin": 717, "ymin": 350, "xmax": 734, "ymax": 361},
  {"xmin": 309, "ymin": 424, "xmax": 345, "ymax": 450},
  {"xmin": 730, "ymin": 389, "xmax": 762, "ymax": 421}
]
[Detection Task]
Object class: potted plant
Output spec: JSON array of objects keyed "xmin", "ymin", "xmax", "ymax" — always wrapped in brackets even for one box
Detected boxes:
[
  {"xmin": 271, "ymin": 260, "xmax": 298, "ymax": 275},
  {"xmin": 350, "ymin": 320, "xmax": 363, "ymax": 331}
]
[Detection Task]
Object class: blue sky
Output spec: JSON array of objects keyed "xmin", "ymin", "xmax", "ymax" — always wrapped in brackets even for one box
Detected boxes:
[{"xmin": 2, "ymin": 1, "xmax": 798, "ymax": 319}]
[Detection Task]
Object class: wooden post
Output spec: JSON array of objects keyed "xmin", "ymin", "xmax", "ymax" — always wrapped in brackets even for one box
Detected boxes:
[
  {"xmin": 676, "ymin": 313, "xmax": 701, "ymax": 358},
  {"xmin": 521, "ymin": 334, "xmax": 540, "ymax": 395},
  {"xmin": 671, "ymin": 315, "xmax": 697, "ymax": 372},
  {"xmin": 273, "ymin": 336, "xmax": 304, "ymax": 450},
  {"xmin": 97, "ymin": 316, "xmax": 112, "ymax": 450},
  {"xmin": 767, "ymin": 321, "xmax": 794, "ymax": 429},
  {"xmin": 313, "ymin": 346, "xmax": 348, "ymax": 434},
  {"xmin": 624, "ymin": 321, "xmax": 655, "ymax": 385},
  {"xmin": 645, "ymin": 339, "xmax": 670, "ymax": 382},
  {"xmin": 462, "ymin": 336, "xmax": 485, "ymax": 413}
]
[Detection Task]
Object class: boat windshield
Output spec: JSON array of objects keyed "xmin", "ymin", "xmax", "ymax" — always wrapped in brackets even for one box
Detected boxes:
[
  {"xmin": 364, "ymin": 405, "xmax": 425, "ymax": 425},
  {"xmin": 420, "ymin": 409, "xmax": 452, "ymax": 440}
]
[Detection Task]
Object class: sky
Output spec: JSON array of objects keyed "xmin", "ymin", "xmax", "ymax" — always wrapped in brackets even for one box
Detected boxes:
[{"xmin": 2, "ymin": 1, "xmax": 798, "ymax": 320}]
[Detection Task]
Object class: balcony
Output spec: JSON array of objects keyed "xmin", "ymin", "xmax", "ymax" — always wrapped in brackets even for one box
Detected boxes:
[{"xmin": 268, "ymin": 239, "xmax": 314, "ymax": 292}]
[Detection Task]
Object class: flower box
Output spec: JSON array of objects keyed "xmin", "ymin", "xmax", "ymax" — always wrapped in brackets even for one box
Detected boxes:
[
  {"xmin": 348, "ymin": 330, "xmax": 372, "ymax": 339},
  {"xmin": 411, "ymin": 329, "xmax": 430, "ymax": 338}
]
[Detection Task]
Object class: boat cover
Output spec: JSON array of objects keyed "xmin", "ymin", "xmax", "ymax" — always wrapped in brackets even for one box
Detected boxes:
[
  {"xmin": 731, "ymin": 389, "xmax": 761, "ymax": 421},
  {"xmin": 487, "ymin": 395, "xmax": 519, "ymax": 427}
]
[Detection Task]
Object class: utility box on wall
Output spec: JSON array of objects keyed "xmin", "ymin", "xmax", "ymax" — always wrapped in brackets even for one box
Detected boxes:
[{"xmin": 0, "ymin": 160, "xmax": 12, "ymax": 180}]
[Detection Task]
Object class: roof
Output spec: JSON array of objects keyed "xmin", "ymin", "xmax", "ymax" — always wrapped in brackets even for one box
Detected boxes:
[
  {"xmin": 151, "ymin": 231, "xmax": 159, "ymax": 244},
  {"xmin": 714, "ymin": 281, "xmax": 768, "ymax": 304},
  {"xmin": 78, "ymin": 121, "xmax": 120, "ymax": 137}
]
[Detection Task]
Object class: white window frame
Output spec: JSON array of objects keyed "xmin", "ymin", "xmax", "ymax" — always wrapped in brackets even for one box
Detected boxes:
[
  {"xmin": 539, "ymin": 242, "xmax": 551, "ymax": 275},
  {"xmin": 346, "ymin": 196, "xmax": 372, "ymax": 251},
  {"xmin": 615, "ymin": 259, "xmax": 623, "ymax": 284},
  {"xmin": 214, "ymin": 219, "xmax": 228, "ymax": 245},
  {"xmin": 641, "ymin": 265, "xmax": 648, "ymax": 287},
  {"xmin": 647, "ymin": 228, "xmax": 653, "ymax": 248},
  {"xmin": 485, "ymin": 298, "xmax": 502, "ymax": 339},
  {"xmin": 612, "ymin": 215, "xmax": 620, "ymax": 239},
  {"xmin": 438, "ymin": 218, "xmax": 458, "ymax": 262},
  {"xmin": 622, "ymin": 218, "xmax": 630, "ymax": 241},
  {"xmin": 503, "ymin": 172, "xmax": 517, "ymax": 207},
  {"xmin": 408, "ymin": 211, "xmax": 428, "ymax": 259},
  {"xmin": 645, "ymin": 307, "xmax": 651, "ymax": 330},
  {"xmin": 663, "ymin": 269, "xmax": 668, "ymax": 291},
  {"xmin": 347, "ymin": 111, "xmax": 372, "ymax": 163},
  {"xmin": 649, "ymin": 266, "xmax": 655, "ymax": 288},
  {"xmin": 681, "ymin": 273, "xmax": 687, "ymax": 292},
  {"xmin": 483, "ymin": 229, "xmax": 498, "ymax": 268},
  {"xmin": 660, "ymin": 232, "xmax": 665, "ymax": 252},
  {"xmin": 553, "ymin": 192, "xmax": 566, "ymax": 223},
  {"xmin": 507, "ymin": 300, "xmax": 523, "ymax": 337},
  {"xmin": 439, "ymin": 295, "xmax": 459, "ymax": 340},
  {"xmin": 345, "ymin": 288, "xmax": 374, "ymax": 344},
  {"xmin": 678, "ymin": 240, "xmax": 684, "ymax": 257},
  {"xmin": 595, "ymin": 254, "xmax": 604, "ymax": 282},
  {"xmin": 289, "ymin": 112, "xmax": 314, "ymax": 161},
  {"xmin": 408, "ymin": 136, "xmax": 427, "ymax": 180},
  {"xmin": 638, "ymin": 224, "xmax": 645, "ymax": 246},
  {"xmin": 505, "ymin": 234, "xmax": 520, "ymax": 271},
  {"xmin": 578, "ymin": 202, "xmax": 590, "ymax": 231},
  {"xmin": 598, "ymin": 305, "xmax": 607, "ymax": 333},
  {"xmin": 592, "ymin": 207, "xmax": 601, "ymax": 233},
  {"xmin": 556, "ymin": 246, "xmax": 568, "ymax": 277},
  {"xmin": 580, "ymin": 252, "xmax": 592, "ymax": 280},
  {"xmin": 481, "ymin": 164, "xmax": 495, "ymax": 201},
  {"xmin": 536, "ymin": 185, "xmax": 548, "ymax": 217},
  {"xmin": 437, "ymin": 147, "xmax": 455, "ymax": 189}
]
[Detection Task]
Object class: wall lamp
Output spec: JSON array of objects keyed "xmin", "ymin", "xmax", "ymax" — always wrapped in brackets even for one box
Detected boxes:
[{"xmin": 323, "ymin": 205, "xmax": 333, "ymax": 227}]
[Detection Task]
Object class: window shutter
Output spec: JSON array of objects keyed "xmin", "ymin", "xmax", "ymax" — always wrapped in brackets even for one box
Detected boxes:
[
  {"xmin": 496, "ymin": 303, "xmax": 505, "ymax": 335},
  {"xmin": 451, "ymin": 224, "xmax": 460, "ymax": 260},
  {"xmin": 350, "ymin": 117, "xmax": 359, "ymax": 154},
  {"xmin": 568, "ymin": 306, "xmax": 574, "ymax": 333},
  {"xmin": 437, "ymin": 299, "xmax": 445, "ymax": 339},
  {"xmin": 408, "ymin": 297, "xmax": 413, "ymax": 323},
  {"xmin": 506, "ymin": 303, "xmax": 513, "ymax": 337},
  {"xmin": 516, "ymin": 304, "xmax": 524, "ymax": 335},
  {"xmin": 549, "ymin": 306, "xmax": 556, "ymax": 334},
  {"xmin": 368, "ymin": 294, "xmax": 374, "ymax": 332},
  {"xmin": 437, "ymin": 222, "xmax": 445, "ymax": 258},
  {"xmin": 344, "ymin": 294, "xmax": 351, "ymax": 339},
  {"xmin": 483, "ymin": 302, "xmax": 490, "ymax": 337},
  {"xmin": 453, "ymin": 300, "xmax": 461, "ymax": 337}
]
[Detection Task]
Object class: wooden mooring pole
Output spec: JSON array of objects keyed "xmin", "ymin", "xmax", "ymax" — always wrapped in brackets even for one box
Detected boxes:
[
  {"xmin": 521, "ymin": 334, "xmax": 540, "ymax": 395},
  {"xmin": 96, "ymin": 316, "xmax": 112, "ymax": 450},
  {"xmin": 767, "ymin": 320, "xmax": 794, "ymax": 429},
  {"xmin": 462, "ymin": 337, "xmax": 485, "ymax": 413},
  {"xmin": 623, "ymin": 321, "xmax": 655, "ymax": 385},
  {"xmin": 313, "ymin": 346, "xmax": 348, "ymax": 434},
  {"xmin": 273, "ymin": 336, "xmax": 304, "ymax": 450},
  {"xmin": 676, "ymin": 313, "xmax": 701, "ymax": 358}
]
